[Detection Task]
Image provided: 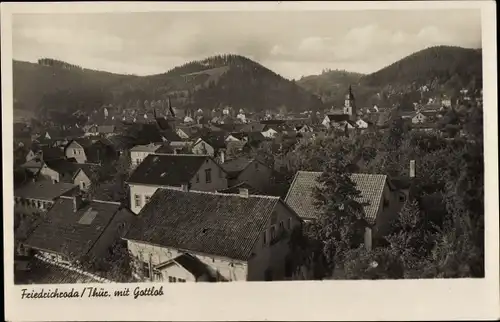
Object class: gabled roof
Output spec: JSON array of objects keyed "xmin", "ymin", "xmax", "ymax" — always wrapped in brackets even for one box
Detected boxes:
[
  {"xmin": 221, "ymin": 157, "xmax": 256, "ymax": 178},
  {"xmin": 24, "ymin": 197, "xmax": 133, "ymax": 261},
  {"xmin": 155, "ymin": 253, "xmax": 216, "ymax": 281},
  {"xmin": 127, "ymin": 154, "xmax": 210, "ymax": 186},
  {"xmin": 130, "ymin": 143, "xmax": 161, "ymax": 153},
  {"xmin": 14, "ymin": 181, "xmax": 77, "ymax": 201},
  {"xmin": 284, "ymin": 171, "xmax": 388, "ymax": 224},
  {"xmin": 44, "ymin": 159, "xmax": 99, "ymax": 183},
  {"xmin": 124, "ymin": 189, "xmax": 286, "ymax": 261},
  {"xmin": 326, "ymin": 114, "xmax": 350, "ymax": 122},
  {"xmin": 196, "ymin": 132, "xmax": 227, "ymax": 150}
]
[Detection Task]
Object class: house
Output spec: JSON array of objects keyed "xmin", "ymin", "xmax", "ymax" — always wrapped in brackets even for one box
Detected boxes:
[
  {"xmin": 14, "ymin": 181, "xmax": 79, "ymax": 217},
  {"xmin": 284, "ymin": 171, "xmax": 406, "ymax": 250},
  {"xmin": 123, "ymin": 188, "xmax": 302, "ymax": 282},
  {"xmin": 411, "ymin": 111, "xmax": 438, "ymax": 124},
  {"xmin": 221, "ymin": 157, "xmax": 274, "ymax": 192},
  {"xmin": 322, "ymin": 114, "xmax": 350, "ymax": 129},
  {"xmin": 44, "ymin": 159, "xmax": 99, "ymax": 191},
  {"xmin": 24, "ymin": 196, "xmax": 135, "ymax": 265},
  {"xmin": 191, "ymin": 133, "xmax": 228, "ymax": 162},
  {"xmin": 295, "ymin": 124, "xmax": 314, "ymax": 133},
  {"xmin": 126, "ymin": 154, "xmax": 228, "ymax": 214},
  {"xmin": 261, "ymin": 127, "xmax": 279, "ymax": 138},
  {"xmin": 355, "ymin": 118, "xmax": 371, "ymax": 129},
  {"xmin": 130, "ymin": 143, "xmax": 161, "ymax": 168},
  {"xmin": 64, "ymin": 139, "xmax": 92, "ymax": 164}
]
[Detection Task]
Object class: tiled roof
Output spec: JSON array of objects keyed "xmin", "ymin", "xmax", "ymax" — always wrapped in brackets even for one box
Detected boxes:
[
  {"xmin": 221, "ymin": 157, "xmax": 254, "ymax": 178},
  {"xmin": 130, "ymin": 143, "xmax": 161, "ymax": 153},
  {"xmin": 24, "ymin": 197, "xmax": 129, "ymax": 261},
  {"xmin": 14, "ymin": 181, "xmax": 78, "ymax": 201},
  {"xmin": 284, "ymin": 171, "xmax": 387, "ymax": 224},
  {"xmin": 124, "ymin": 189, "xmax": 281, "ymax": 261},
  {"xmin": 15, "ymin": 258, "xmax": 107, "ymax": 284},
  {"xmin": 127, "ymin": 154, "xmax": 209, "ymax": 186}
]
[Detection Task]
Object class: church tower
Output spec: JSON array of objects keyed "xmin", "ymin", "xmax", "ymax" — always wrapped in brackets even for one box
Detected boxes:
[{"xmin": 343, "ymin": 85, "xmax": 356, "ymax": 120}]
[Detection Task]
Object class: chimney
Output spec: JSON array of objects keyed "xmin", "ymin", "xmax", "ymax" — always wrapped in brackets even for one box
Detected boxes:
[
  {"xmin": 220, "ymin": 150, "xmax": 225, "ymax": 164},
  {"xmin": 181, "ymin": 184, "xmax": 189, "ymax": 192},
  {"xmin": 73, "ymin": 195, "xmax": 83, "ymax": 212},
  {"xmin": 409, "ymin": 160, "xmax": 416, "ymax": 178},
  {"xmin": 239, "ymin": 188, "xmax": 249, "ymax": 198}
]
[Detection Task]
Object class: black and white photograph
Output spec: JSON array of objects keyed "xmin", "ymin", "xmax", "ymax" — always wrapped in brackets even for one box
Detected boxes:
[{"xmin": 3, "ymin": 1, "xmax": 498, "ymax": 321}]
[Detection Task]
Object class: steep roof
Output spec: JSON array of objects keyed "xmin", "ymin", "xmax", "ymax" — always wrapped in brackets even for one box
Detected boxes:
[
  {"xmin": 127, "ymin": 154, "xmax": 209, "ymax": 186},
  {"xmin": 24, "ymin": 197, "xmax": 130, "ymax": 260},
  {"xmin": 221, "ymin": 157, "xmax": 255, "ymax": 178},
  {"xmin": 284, "ymin": 171, "xmax": 388, "ymax": 223},
  {"xmin": 124, "ymin": 189, "xmax": 282, "ymax": 261},
  {"xmin": 197, "ymin": 132, "xmax": 227, "ymax": 150},
  {"xmin": 14, "ymin": 181, "xmax": 77, "ymax": 201}
]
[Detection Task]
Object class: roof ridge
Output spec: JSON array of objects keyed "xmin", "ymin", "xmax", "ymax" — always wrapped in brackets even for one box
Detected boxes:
[
  {"xmin": 161, "ymin": 187, "xmax": 280, "ymax": 200},
  {"xmin": 92, "ymin": 199, "xmax": 122, "ymax": 205},
  {"xmin": 151, "ymin": 153, "xmax": 206, "ymax": 157}
]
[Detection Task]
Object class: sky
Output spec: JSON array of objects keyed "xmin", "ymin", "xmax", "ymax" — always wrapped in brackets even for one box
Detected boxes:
[{"xmin": 12, "ymin": 9, "xmax": 482, "ymax": 80}]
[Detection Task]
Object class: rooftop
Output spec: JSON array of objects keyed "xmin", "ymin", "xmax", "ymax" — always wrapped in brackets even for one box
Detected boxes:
[
  {"xmin": 125, "ymin": 188, "xmax": 283, "ymax": 261},
  {"xmin": 127, "ymin": 154, "xmax": 210, "ymax": 186},
  {"xmin": 130, "ymin": 143, "xmax": 161, "ymax": 153},
  {"xmin": 14, "ymin": 181, "xmax": 78, "ymax": 201},
  {"xmin": 24, "ymin": 197, "xmax": 132, "ymax": 260},
  {"xmin": 221, "ymin": 157, "xmax": 255, "ymax": 178},
  {"xmin": 284, "ymin": 171, "xmax": 388, "ymax": 223}
]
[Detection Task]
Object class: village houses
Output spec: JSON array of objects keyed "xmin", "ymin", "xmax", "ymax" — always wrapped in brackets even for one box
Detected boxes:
[{"xmin": 221, "ymin": 157, "xmax": 275, "ymax": 193}]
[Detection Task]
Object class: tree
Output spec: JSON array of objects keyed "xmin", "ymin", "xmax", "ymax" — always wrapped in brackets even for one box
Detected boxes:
[{"xmin": 310, "ymin": 142, "xmax": 367, "ymax": 274}]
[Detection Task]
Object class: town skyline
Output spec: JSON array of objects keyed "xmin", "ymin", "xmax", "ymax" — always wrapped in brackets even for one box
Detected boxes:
[{"xmin": 13, "ymin": 9, "xmax": 481, "ymax": 79}]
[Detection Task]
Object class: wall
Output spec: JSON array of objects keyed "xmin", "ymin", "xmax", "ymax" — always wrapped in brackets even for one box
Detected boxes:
[
  {"xmin": 373, "ymin": 182, "xmax": 404, "ymax": 239},
  {"xmin": 232, "ymin": 161, "xmax": 273, "ymax": 192},
  {"xmin": 130, "ymin": 150, "xmax": 156, "ymax": 168},
  {"xmin": 191, "ymin": 140, "xmax": 215, "ymax": 156},
  {"xmin": 247, "ymin": 202, "xmax": 302, "ymax": 281},
  {"xmin": 189, "ymin": 158, "xmax": 228, "ymax": 192},
  {"xmin": 39, "ymin": 164, "xmax": 60, "ymax": 183},
  {"xmin": 126, "ymin": 240, "xmax": 248, "ymax": 282},
  {"xmin": 73, "ymin": 170, "xmax": 91, "ymax": 191},
  {"xmin": 156, "ymin": 263, "xmax": 196, "ymax": 282},
  {"xmin": 65, "ymin": 142, "xmax": 87, "ymax": 163},
  {"xmin": 14, "ymin": 197, "xmax": 54, "ymax": 216},
  {"xmin": 129, "ymin": 159, "xmax": 228, "ymax": 214}
]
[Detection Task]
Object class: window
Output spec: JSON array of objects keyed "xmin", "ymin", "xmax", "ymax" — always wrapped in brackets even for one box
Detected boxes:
[
  {"xmin": 178, "ymin": 278, "xmax": 186, "ymax": 283},
  {"xmin": 134, "ymin": 194, "xmax": 141, "ymax": 207},
  {"xmin": 153, "ymin": 270, "xmax": 163, "ymax": 281},
  {"xmin": 279, "ymin": 221, "xmax": 284, "ymax": 232},
  {"xmin": 145, "ymin": 195, "xmax": 151, "ymax": 204},
  {"xmin": 205, "ymin": 169, "xmax": 212, "ymax": 183},
  {"xmin": 168, "ymin": 276, "xmax": 177, "ymax": 283},
  {"xmin": 196, "ymin": 173, "xmax": 200, "ymax": 183},
  {"xmin": 383, "ymin": 198, "xmax": 389, "ymax": 209},
  {"xmin": 142, "ymin": 262, "xmax": 150, "ymax": 278},
  {"xmin": 81, "ymin": 181, "xmax": 86, "ymax": 189},
  {"xmin": 271, "ymin": 225, "xmax": 276, "ymax": 240},
  {"xmin": 399, "ymin": 193, "xmax": 406, "ymax": 203},
  {"xmin": 287, "ymin": 218, "xmax": 292, "ymax": 230},
  {"xmin": 262, "ymin": 231, "xmax": 267, "ymax": 247}
]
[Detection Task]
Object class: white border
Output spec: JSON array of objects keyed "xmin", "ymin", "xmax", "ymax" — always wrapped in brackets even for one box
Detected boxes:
[{"xmin": 2, "ymin": 2, "xmax": 498, "ymax": 321}]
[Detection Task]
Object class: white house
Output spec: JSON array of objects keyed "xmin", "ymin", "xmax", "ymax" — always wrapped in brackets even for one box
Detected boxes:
[
  {"xmin": 411, "ymin": 112, "xmax": 428, "ymax": 124},
  {"xmin": 123, "ymin": 188, "xmax": 303, "ymax": 282},
  {"xmin": 261, "ymin": 128, "xmax": 278, "ymax": 138},
  {"xmin": 355, "ymin": 118, "xmax": 370, "ymax": 129},
  {"xmin": 126, "ymin": 154, "xmax": 228, "ymax": 214},
  {"xmin": 130, "ymin": 143, "xmax": 161, "ymax": 168}
]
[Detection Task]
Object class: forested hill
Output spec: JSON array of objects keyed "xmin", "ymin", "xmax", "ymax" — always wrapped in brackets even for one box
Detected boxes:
[
  {"xmin": 360, "ymin": 46, "xmax": 482, "ymax": 91},
  {"xmin": 297, "ymin": 69, "xmax": 365, "ymax": 104},
  {"xmin": 297, "ymin": 46, "xmax": 483, "ymax": 108},
  {"xmin": 13, "ymin": 54, "xmax": 325, "ymax": 119}
]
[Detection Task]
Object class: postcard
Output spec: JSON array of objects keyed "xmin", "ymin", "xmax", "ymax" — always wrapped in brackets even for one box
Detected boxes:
[{"xmin": 2, "ymin": 1, "xmax": 498, "ymax": 321}]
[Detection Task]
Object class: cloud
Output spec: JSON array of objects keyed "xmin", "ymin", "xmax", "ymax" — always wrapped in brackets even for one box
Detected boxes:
[{"xmin": 12, "ymin": 10, "xmax": 482, "ymax": 79}]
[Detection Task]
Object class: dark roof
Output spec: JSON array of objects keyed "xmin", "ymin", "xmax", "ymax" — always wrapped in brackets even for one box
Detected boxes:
[
  {"xmin": 198, "ymin": 132, "xmax": 227, "ymax": 150},
  {"xmin": 217, "ymin": 182, "xmax": 263, "ymax": 195},
  {"xmin": 221, "ymin": 157, "xmax": 255, "ymax": 178},
  {"xmin": 15, "ymin": 258, "xmax": 106, "ymax": 284},
  {"xmin": 326, "ymin": 114, "xmax": 350, "ymax": 122},
  {"xmin": 24, "ymin": 197, "xmax": 127, "ymax": 260},
  {"xmin": 285, "ymin": 171, "xmax": 388, "ymax": 223},
  {"xmin": 45, "ymin": 159, "xmax": 99, "ymax": 182},
  {"xmin": 14, "ymin": 181, "xmax": 78, "ymax": 201},
  {"xmin": 160, "ymin": 128, "xmax": 183, "ymax": 142},
  {"xmin": 127, "ymin": 154, "xmax": 209, "ymax": 186},
  {"xmin": 124, "ymin": 189, "xmax": 282, "ymax": 261},
  {"xmin": 136, "ymin": 123, "xmax": 164, "ymax": 144},
  {"xmin": 40, "ymin": 147, "xmax": 65, "ymax": 161}
]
